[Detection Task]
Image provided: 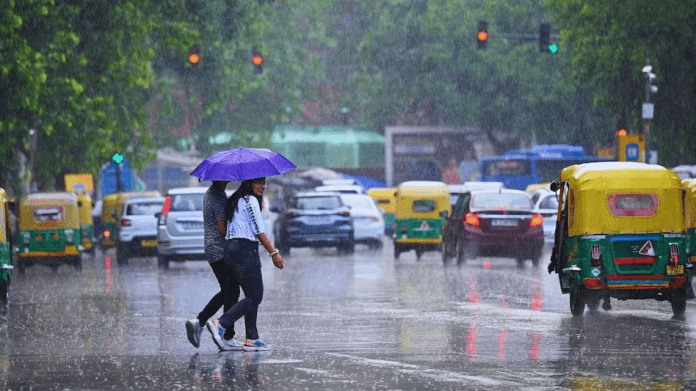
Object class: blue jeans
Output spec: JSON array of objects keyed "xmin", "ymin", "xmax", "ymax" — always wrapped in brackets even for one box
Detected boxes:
[{"xmin": 220, "ymin": 239, "xmax": 263, "ymax": 340}]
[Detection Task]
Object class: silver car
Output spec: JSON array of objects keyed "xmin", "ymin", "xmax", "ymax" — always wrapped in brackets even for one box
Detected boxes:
[
  {"xmin": 156, "ymin": 187, "xmax": 207, "ymax": 269},
  {"xmin": 116, "ymin": 197, "xmax": 165, "ymax": 265},
  {"xmin": 530, "ymin": 188, "xmax": 558, "ymax": 245}
]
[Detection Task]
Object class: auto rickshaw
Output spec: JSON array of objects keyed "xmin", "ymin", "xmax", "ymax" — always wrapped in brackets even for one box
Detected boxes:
[
  {"xmin": 100, "ymin": 191, "xmax": 161, "ymax": 249},
  {"xmin": 548, "ymin": 162, "xmax": 692, "ymax": 317},
  {"xmin": 393, "ymin": 181, "xmax": 451, "ymax": 260},
  {"xmin": 76, "ymin": 193, "xmax": 95, "ymax": 254},
  {"xmin": 366, "ymin": 187, "xmax": 397, "ymax": 235},
  {"xmin": 18, "ymin": 192, "xmax": 82, "ymax": 272},
  {"xmin": 682, "ymin": 179, "xmax": 696, "ymax": 261},
  {"xmin": 0, "ymin": 188, "xmax": 13, "ymax": 301}
]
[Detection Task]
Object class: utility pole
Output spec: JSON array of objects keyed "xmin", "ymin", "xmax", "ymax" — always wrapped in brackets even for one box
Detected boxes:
[{"xmin": 641, "ymin": 59, "xmax": 657, "ymax": 163}]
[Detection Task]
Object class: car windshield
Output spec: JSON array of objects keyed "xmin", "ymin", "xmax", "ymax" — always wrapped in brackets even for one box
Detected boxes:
[
  {"xmin": 472, "ymin": 193, "xmax": 533, "ymax": 210},
  {"xmin": 170, "ymin": 194, "xmax": 204, "ymax": 212},
  {"xmin": 127, "ymin": 202, "xmax": 163, "ymax": 215},
  {"xmin": 538, "ymin": 194, "xmax": 559, "ymax": 210},
  {"xmin": 295, "ymin": 196, "xmax": 342, "ymax": 210}
]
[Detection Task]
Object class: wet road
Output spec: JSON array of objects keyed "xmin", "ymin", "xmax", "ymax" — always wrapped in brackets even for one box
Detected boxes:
[{"xmin": 3, "ymin": 239, "xmax": 696, "ymax": 390}]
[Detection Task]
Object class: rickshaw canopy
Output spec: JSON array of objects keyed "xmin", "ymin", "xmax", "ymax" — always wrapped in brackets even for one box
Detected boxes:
[
  {"xmin": 101, "ymin": 191, "xmax": 161, "ymax": 225},
  {"xmin": 0, "ymin": 188, "xmax": 7, "ymax": 243},
  {"xmin": 19, "ymin": 192, "xmax": 80, "ymax": 231},
  {"xmin": 366, "ymin": 187, "xmax": 397, "ymax": 214},
  {"xmin": 682, "ymin": 179, "xmax": 696, "ymax": 229},
  {"xmin": 395, "ymin": 181, "xmax": 451, "ymax": 218},
  {"xmin": 560, "ymin": 162, "xmax": 684, "ymax": 236}
]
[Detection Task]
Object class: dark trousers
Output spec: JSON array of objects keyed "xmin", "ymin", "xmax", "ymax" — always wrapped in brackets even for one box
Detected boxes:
[
  {"xmin": 220, "ymin": 239, "xmax": 263, "ymax": 341},
  {"xmin": 198, "ymin": 258, "xmax": 240, "ymax": 337}
]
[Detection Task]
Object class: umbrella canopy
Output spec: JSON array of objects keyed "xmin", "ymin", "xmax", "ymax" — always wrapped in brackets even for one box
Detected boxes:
[{"xmin": 190, "ymin": 148, "xmax": 296, "ymax": 181}]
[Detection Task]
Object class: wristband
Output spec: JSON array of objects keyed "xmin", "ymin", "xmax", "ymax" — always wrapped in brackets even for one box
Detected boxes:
[{"xmin": 269, "ymin": 250, "xmax": 280, "ymax": 257}]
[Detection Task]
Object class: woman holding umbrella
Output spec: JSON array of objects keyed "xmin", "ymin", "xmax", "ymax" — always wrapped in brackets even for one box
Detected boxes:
[
  {"xmin": 191, "ymin": 148, "xmax": 294, "ymax": 351},
  {"xmin": 206, "ymin": 177, "xmax": 284, "ymax": 351}
]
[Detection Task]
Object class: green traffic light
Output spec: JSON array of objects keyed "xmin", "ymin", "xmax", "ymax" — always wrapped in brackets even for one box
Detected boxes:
[
  {"xmin": 112, "ymin": 152, "xmax": 124, "ymax": 163},
  {"xmin": 548, "ymin": 43, "xmax": 559, "ymax": 54}
]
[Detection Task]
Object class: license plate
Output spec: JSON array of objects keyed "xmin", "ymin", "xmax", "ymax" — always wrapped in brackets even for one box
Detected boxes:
[
  {"xmin": 491, "ymin": 219, "xmax": 518, "ymax": 227},
  {"xmin": 307, "ymin": 216, "xmax": 330, "ymax": 224},
  {"xmin": 666, "ymin": 265, "xmax": 684, "ymax": 275},
  {"xmin": 181, "ymin": 222, "xmax": 202, "ymax": 229},
  {"xmin": 141, "ymin": 239, "xmax": 158, "ymax": 247}
]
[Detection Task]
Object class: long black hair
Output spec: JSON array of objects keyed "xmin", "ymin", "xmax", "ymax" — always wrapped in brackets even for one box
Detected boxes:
[{"xmin": 225, "ymin": 177, "xmax": 265, "ymax": 220}]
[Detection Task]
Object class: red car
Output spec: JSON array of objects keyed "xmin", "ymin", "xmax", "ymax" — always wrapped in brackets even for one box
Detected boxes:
[{"xmin": 442, "ymin": 189, "xmax": 544, "ymax": 266}]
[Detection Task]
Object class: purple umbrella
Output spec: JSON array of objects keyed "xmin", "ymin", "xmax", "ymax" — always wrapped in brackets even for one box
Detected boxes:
[{"xmin": 190, "ymin": 148, "xmax": 296, "ymax": 181}]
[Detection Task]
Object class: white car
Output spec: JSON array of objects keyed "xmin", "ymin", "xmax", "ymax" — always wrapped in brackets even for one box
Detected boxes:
[
  {"xmin": 117, "ymin": 196, "xmax": 165, "ymax": 265},
  {"xmin": 315, "ymin": 184, "xmax": 364, "ymax": 194},
  {"xmin": 530, "ymin": 188, "xmax": 558, "ymax": 245},
  {"xmin": 339, "ymin": 194, "xmax": 384, "ymax": 249}
]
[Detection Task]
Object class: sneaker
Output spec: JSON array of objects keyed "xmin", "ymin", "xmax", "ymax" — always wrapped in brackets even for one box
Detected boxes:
[
  {"xmin": 185, "ymin": 318, "xmax": 203, "ymax": 348},
  {"xmin": 243, "ymin": 339, "xmax": 270, "ymax": 351},
  {"xmin": 222, "ymin": 338, "xmax": 244, "ymax": 351},
  {"xmin": 206, "ymin": 319, "xmax": 227, "ymax": 351}
]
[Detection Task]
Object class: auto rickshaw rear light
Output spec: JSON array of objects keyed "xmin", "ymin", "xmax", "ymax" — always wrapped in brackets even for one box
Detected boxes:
[
  {"xmin": 120, "ymin": 218, "xmax": 131, "ymax": 227},
  {"xmin": 401, "ymin": 224, "xmax": 407, "ymax": 234},
  {"xmin": 669, "ymin": 243, "xmax": 680, "ymax": 265},
  {"xmin": 65, "ymin": 229, "xmax": 73, "ymax": 244},
  {"xmin": 669, "ymin": 276, "xmax": 686, "ymax": 289},
  {"xmin": 583, "ymin": 278, "xmax": 604, "ymax": 290},
  {"xmin": 23, "ymin": 233, "xmax": 29, "ymax": 246},
  {"xmin": 464, "ymin": 213, "xmax": 481, "ymax": 226},
  {"xmin": 529, "ymin": 214, "xmax": 543, "ymax": 227},
  {"xmin": 103, "ymin": 229, "xmax": 111, "ymax": 238}
]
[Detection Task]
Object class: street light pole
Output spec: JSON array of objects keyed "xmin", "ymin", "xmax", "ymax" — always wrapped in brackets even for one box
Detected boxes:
[{"xmin": 641, "ymin": 59, "xmax": 656, "ymax": 163}]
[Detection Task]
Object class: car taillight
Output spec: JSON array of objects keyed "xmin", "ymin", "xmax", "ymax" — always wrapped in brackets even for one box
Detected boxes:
[
  {"xmin": 120, "ymin": 218, "xmax": 131, "ymax": 227},
  {"xmin": 285, "ymin": 211, "xmax": 298, "ymax": 218},
  {"xmin": 159, "ymin": 196, "xmax": 172, "ymax": 226},
  {"xmin": 464, "ymin": 213, "xmax": 480, "ymax": 226},
  {"xmin": 529, "ymin": 214, "xmax": 543, "ymax": 227},
  {"xmin": 669, "ymin": 243, "xmax": 680, "ymax": 265},
  {"xmin": 591, "ymin": 245, "xmax": 602, "ymax": 267}
]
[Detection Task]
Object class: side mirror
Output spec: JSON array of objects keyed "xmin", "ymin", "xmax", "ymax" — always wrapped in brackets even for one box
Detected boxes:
[
  {"xmin": 154, "ymin": 212, "xmax": 161, "ymax": 219},
  {"xmin": 439, "ymin": 210, "xmax": 449, "ymax": 218},
  {"xmin": 550, "ymin": 181, "xmax": 560, "ymax": 192}
]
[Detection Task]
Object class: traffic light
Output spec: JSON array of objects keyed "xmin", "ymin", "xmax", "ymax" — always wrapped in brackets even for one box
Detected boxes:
[
  {"xmin": 538, "ymin": 24, "xmax": 558, "ymax": 54},
  {"xmin": 616, "ymin": 128, "xmax": 627, "ymax": 137},
  {"xmin": 251, "ymin": 47, "xmax": 263, "ymax": 74},
  {"xmin": 476, "ymin": 21, "xmax": 488, "ymax": 50},
  {"xmin": 112, "ymin": 152, "xmax": 124, "ymax": 164},
  {"xmin": 188, "ymin": 47, "xmax": 201, "ymax": 67}
]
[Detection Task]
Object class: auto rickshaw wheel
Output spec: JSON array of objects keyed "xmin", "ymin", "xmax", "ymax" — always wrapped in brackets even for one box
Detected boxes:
[
  {"xmin": 569, "ymin": 284, "xmax": 586, "ymax": 317},
  {"xmin": 394, "ymin": 244, "xmax": 400, "ymax": 260},
  {"xmin": 74, "ymin": 256, "xmax": 82, "ymax": 272},
  {"xmin": 0, "ymin": 279, "xmax": 9, "ymax": 303},
  {"xmin": 585, "ymin": 297, "xmax": 600, "ymax": 312},
  {"xmin": 415, "ymin": 249, "xmax": 424, "ymax": 260},
  {"xmin": 671, "ymin": 290, "xmax": 687, "ymax": 317},
  {"xmin": 17, "ymin": 260, "xmax": 25, "ymax": 275},
  {"xmin": 442, "ymin": 242, "xmax": 452, "ymax": 265},
  {"xmin": 116, "ymin": 245, "xmax": 129, "ymax": 266},
  {"xmin": 455, "ymin": 241, "xmax": 466, "ymax": 265}
]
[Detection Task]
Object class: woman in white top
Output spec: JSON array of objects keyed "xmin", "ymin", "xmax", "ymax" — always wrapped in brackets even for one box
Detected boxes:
[{"xmin": 205, "ymin": 177, "xmax": 284, "ymax": 351}]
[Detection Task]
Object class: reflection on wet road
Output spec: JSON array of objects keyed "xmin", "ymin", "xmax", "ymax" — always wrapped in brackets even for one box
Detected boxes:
[{"xmin": 2, "ymin": 240, "xmax": 696, "ymax": 389}]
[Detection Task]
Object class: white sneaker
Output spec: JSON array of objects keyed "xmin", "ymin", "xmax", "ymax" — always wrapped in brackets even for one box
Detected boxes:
[
  {"xmin": 222, "ymin": 338, "xmax": 244, "ymax": 351},
  {"xmin": 185, "ymin": 318, "xmax": 203, "ymax": 348}
]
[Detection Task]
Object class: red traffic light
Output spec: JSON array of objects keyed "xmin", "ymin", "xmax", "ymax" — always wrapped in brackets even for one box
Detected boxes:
[
  {"xmin": 616, "ymin": 128, "xmax": 627, "ymax": 137},
  {"xmin": 188, "ymin": 52, "xmax": 200, "ymax": 66},
  {"xmin": 252, "ymin": 47, "xmax": 263, "ymax": 74},
  {"xmin": 252, "ymin": 54, "xmax": 263, "ymax": 66},
  {"xmin": 477, "ymin": 30, "xmax": 489, "ymax": 42},
  {"xmin": 477, "ymin": 20, "xmax": 488, "ymax": 49}
]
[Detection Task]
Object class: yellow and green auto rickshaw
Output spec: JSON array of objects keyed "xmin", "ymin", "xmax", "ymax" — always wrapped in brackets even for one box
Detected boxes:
[
  {"xmin": 682, "ymin": 179, "xmax": 696, "ymax": 262},
  {"xmin": 0, "ymin": 188, "xmax": 13, "ymax": 301},
  {"xmin": 549, "ymin": 162, "xmax": 692, "ymax": 317},
  {"xmin": 18, "ymin": 192, "xmax": 82, "ymax": 273},
  {"xmin": 366, "ymin": 187, "xmax": 397, "ymax": 235},
  {"xmin": 100, "ymin": 191, "xmax": 161, "ymax": 249},
  {"xmin": 393, "ymin": 181, "xmax": 451, "ymax": 260},
  {"xmin": 76, "ymin": 193, "xmax": 95, "ymax": 254}
]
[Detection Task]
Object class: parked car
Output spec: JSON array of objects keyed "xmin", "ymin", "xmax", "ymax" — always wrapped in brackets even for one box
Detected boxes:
[
  {"xmin": 156, "ymin": 187, "xmax": 207, "ymax": 269},
  {"xmin": 116, "ymin": 196, "xmax": 165, "ymax": 265},
  {"xmin": 314, "ymin": 184, "xmax": 364, "ymax": 194},
  {"xmin": 272, "ymin": 192, "xmax": 354, "ymax": 255},
  {"xmin": 442, "ymin": 188, "xmax": 544, "ymax": 266},
  {"xmin": 339, "ymin": 194, "xmax": 384, "ymax": 249},
  {"xmin": 529, "ymin": 188, "xmax": 558, "ymax": 245}
]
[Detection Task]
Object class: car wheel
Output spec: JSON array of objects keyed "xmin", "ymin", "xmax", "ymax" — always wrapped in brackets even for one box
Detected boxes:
[
  {"xmin": 116, "ymin": 245, "xmax": 129, "ymax": 266},
  {"xmin": 275, "ymin": 237, "xmax": 290, "ymax": 256},
  {"xmin": 531, "ymin": 247, "xmax": 543, "ymax": 267},
  {"xmin": 157, "ymin": 255, "xmax": 169, "ymax": 270},
  {"xmin": 671, "ymin": 290, "xmax": 687, "ymax": 318}
]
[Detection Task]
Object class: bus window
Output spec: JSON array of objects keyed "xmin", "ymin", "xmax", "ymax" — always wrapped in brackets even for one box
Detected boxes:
[{"xmin": 484, "ymin": 160, "xmax": 530, "ymax": 176}]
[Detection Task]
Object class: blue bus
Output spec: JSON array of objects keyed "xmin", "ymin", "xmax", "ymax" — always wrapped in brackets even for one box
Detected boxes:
[{"xmin": 478, "ymin": 144, "xmax": 610, "ymax": 190}]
